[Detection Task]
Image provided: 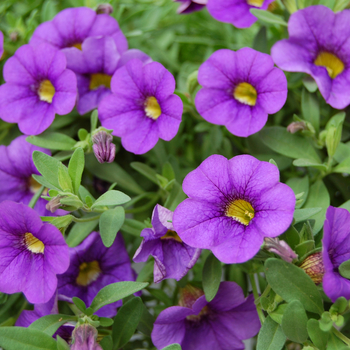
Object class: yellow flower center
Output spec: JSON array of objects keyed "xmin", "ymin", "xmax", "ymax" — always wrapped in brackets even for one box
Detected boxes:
[
  {"xmin": 226, "ymin": 199, "xmax": 255, "ymax": 226},
  {"xmin": 89, "ymin": 73, "xmax": 112, "ymax": 90},
  {"xmin": 161, "ymin": 230, "xmax": 182, "ymax": 243},
  {"xmin": 145, "ymin": 96, "xmax": 162, "ymax": 120},
  {"xmin": 24, "ymin": 232, "xmax": 45, "ymax": 254},
  {"xmin": 76, "ymin": 261, "xmax": 101, "ymax": 287},
  {"xmin": 233, "ymin": 82, "xmax": 257, "ymax": 106},
  {"xmin": 314, "ymin": 52, "xmax": 344, "ymax": 79},
  {"xmin": 71, "ymin": 43, "xmax": 82, "ymax": 50},
  {"xmin": 38, "ymin": 80, "xmax": 55, "ymax": 103},
  {"xmin": 247, "ymin": 0, "xmax": 264, "ymax": 7}
]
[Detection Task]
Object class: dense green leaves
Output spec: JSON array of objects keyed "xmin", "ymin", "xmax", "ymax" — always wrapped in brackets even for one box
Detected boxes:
[
  {"xmin": 256, "ymin": 316, "xmax": 286, "ymax": 350},
  {"xmin": 202, "ymin": 253, "xmax": 222, "ymax": 302}
]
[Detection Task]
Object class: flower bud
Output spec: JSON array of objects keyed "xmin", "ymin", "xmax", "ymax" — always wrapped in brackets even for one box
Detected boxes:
[
  {"xmin": 96, "ymin": 4, "xmax": 113, "ymax": 15},
  {"xmin": 92, "ymin": 131, "xmax": 116, "ymax": 164},
  {"xmin": 264, "ymin": 237, "xmax": 297, "ymax": 263},
  {"xmin": 45, "ymin": 196, "xmax": 63, "ymax": 213},
  {"xmin": 71, "ymin": 324, "xmax": 102, "ymax": 350},
  {"xmin": 300, "ymin": 252, "xmax": 325, "ymax": 285},
  {"xmin": 287, "ymin": 121, "xmax": 306, "ymax": 134}
]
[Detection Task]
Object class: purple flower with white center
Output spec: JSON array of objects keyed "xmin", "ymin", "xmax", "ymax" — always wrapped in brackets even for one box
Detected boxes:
[
  {"xmin": 173, "ymin": 154, "xmax": 295, "ymax": 264},
  {"xmin": 0, "ymin": 136, "xmax": 53, "ymax": 216},
  {"xmin": 133, "ymin": 204, "xmax": 201, "ymax": 283},
  {"xmin": 67, "ymin": 36, "xmax": 151, "ymax": 115},
  {"xmin": 207, "ymin": 0, "xmax": 274, "ymax": 28},
  {"xmin": 271, "ymin": 6, "xmax": 350, "ymax": 109},
  {"xmin": 0, "ymin": 201, "xmax": 69, "ymax": 304},
  {"xmin": 58, "ymin": 231, "xmax": 136, "ymax": 318},
  {"xmin": 151, "ymin": 282, "xmax": 260, "ymax": 350},
  {"xmin": 30, "ymin": 7, "xmax": 127, "ymax": 62},
  {"xmin": 0, "ymin": 31, "xmax": 4, "ymax": 58},
  {"xmin": 195, "ymin": 48, "xmax": 287, "ymax": 137},
  {"xmin": 0, "ymin": 44, "xmax": 77, "ymax": 135},
  {"xmin": 175, "ymin": 0, "xmax": 207, "ymax": 14},
  {"xmin": 98, "ymin": 59, "xmax": 183, "ymax": 154}
]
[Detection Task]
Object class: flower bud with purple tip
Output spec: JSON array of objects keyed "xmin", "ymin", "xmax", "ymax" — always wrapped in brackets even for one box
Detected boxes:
[
  {"xmin": 96, "ymin": 4, "xmax": 113, "ymax": 15},
  {"xmin": 92, "ymin": 130, "xmax": 116, "ymax": 164},
  {"xmin": 71, "ymin": 323, "xmax": 102, "ymax": 350}
]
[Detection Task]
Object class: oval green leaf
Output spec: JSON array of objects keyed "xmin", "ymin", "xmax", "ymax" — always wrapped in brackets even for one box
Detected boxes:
[{"xmin": 202, "ymin": 253, "xmax": 222, "ymax": 302}]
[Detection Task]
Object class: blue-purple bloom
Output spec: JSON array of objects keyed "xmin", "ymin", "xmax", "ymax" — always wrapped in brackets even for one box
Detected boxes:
[
  {"xmin": 207, "ymin": 0, "xmax": 274, "ymax": 28},
  {"xmin": 175, "ymin": 0, "xmax": 207, "ymax": 14},
  {"xmin": 151, "ymin": 282, "xmax": 260, "ymax": 350},
  {"xmin": 195, "ymin": 48, "xmax": 287, "ymax": 137},
  {"xmin": 0, "ymin": 44, "xmax": 77, "ymax": 135},
  {"xmin": 133, "ymin": 204, "xmax": 201, "ymax": 283},
  {"xmin": 173, "ymin": 154, "xmax": 295, "ymax": 264},
  {"xmin": 58, "ymin": 232, "xmax": 136, "ymax": 317},
  {"xmin": 271, "ymin": 6, "xmax": 350, "ymax": 109},
  {"xmin": 98, "ymin": 59, "xmax": 183, "ymax": 154},
  {"xmin": 0, "ymin": 201, "xmax": 69, "ymax": 304}
]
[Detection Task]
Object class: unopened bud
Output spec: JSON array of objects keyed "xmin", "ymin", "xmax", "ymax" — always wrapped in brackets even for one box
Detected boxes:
[
  {"xmin": 300, "ymin": 252, "xmax": 325, "ymax": 285},
  {"xmin": 71, "ymin": 324, "xmax": 102, "ymax": 350},
  {"xmin": 92, "ymin": 131, "xmax": 116, "ymax": 164},
  {"xmin": 178, "ymin": 285, "xmax": 204, "ymax": 309},
  {"xmin": 287, "ymin": 121, "xmax": 307, "ymax": 134},
  {"xmin": 9, "ymin": 32, "xmax": 18, "ymax": 42},
  {"xmin": 264, "ymin": 237, "xmax": 297, "ymax": 263},
  {"xmin": 96, "ymin": 4, "xmax": 113, "ymax": 15},
  {"xmin": 46, "ymin": 196, "xmax": 63, "ymax": 213}
]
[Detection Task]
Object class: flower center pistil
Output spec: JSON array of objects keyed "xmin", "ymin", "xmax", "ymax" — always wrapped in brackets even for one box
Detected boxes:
[
  {"xmin": 226, "ymin": 199, "xmax": 255, "ymax": 226},
  {"xmin": 161, "ymin": 230, "xmax": 182, "ymax": 243},
  {"xmin": 247, "ymin": 0, "xmax": 264, "ymax": 7},
  {"xmin": 145, "ymin": 96, "xmax": 162, "ymax": 120},
  {"xmin": 24, "ymin": 232, "xmax": 45, "ymax": 254},
  {"xmin": 233, "ymin": 82, "xmax": 257, "ymax": 106},
  {"xmin": 71, "ymin": 43, "xmax": 82, "ymax": 50},
  {"xmin": 38, "ymin": 80, "xmax": 55, "ymax": 103},
  {"xmin": 76, "ymin": 260, "xmax": 101, "ymax": 286},
  {"xmin": 314, "ymin": 52, "xmax": 344, "ymax": 79},
  {"xmin": 89, "ymin": 73, "xmax": 112, "ymax": 90}
]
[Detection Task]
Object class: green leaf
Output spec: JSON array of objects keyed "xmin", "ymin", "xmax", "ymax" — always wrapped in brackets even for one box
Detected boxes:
[
  {"xmin": 265, "ymin": 258, "xmax": 323, "ymax": 314},
  {"xmin": 90, "ymin": 110, "xmax": 98, "ymax": 132},
  {"xmin": 112, "ymin": 297, "xmax": 143, "ymax": 349},
  {"xmin": 162, "ymin": 162, "xmax": 176, "ymax": 181},
  {"xmin": 269, "ymin": 303, "xmax": 287, "ymax": 324},
  {"xmin": 334, "ymin": 0, "xmax": 350, "ymax": 11},
  {"xmin": 333, "ymin": 156, "xmax": 350, "ymax": 174},
  {"xmin": 147, "ymin": 288, "xmax": 172, "ymax": 307},
  {"xmin": 307, "ymin": 319, "xmax": 329, "ymax": 350},
  {"xmin": 250, "ymin": 9, "xmax": 288, "ymax": 26},
  {"xmin": 256, "ymin": 316, "xmax": 286, "ymax": 350},
  {"xmin": 56, "ymin": 335, "xmax": 70, "ymax": 350},
  {"xmin": 281, "ymin": 300, "xmax": 308, "ymax": 343},
  {"xmin": 68, "ymin": 148, "xmax": 84, "ymax": 195},
  {"xmin": 0, "ymin": 327, "xmax": 57, "ymax": 350},
  {"xmin": 50, "ymin": 215, "xmax": 74, "ymax": 229},
  {"xmin": 259, "ymin": 127, "xmax": 321, "ymax": 162},
  {"xmin": 91, "ymin": 190, "xmax": 130, "ymax": 209},
  {"xmin": 328, "ymin": 331, "xmax": 348, "ymax": 350},
  {"xmin": 100, "ymin": 336, "xmax": 113, "ymax": 350},
  {"xmin": 253, "ymin": 26, "xmax": 268, "ymax": 54},
  {"xmin": 293, "ymin": 158, "xmax": 327, "ymax": 171},
  {"xmin": 58, "ymin": 163, "xmax": 73, "ymax": 192},
  {"xmin": 136, "ymin": 259, "xmax": 154, "ymax": 283},
  {"xmin": 280, "ymin": 225, "xmax": 300, "ymax": 249},
  {"xmin": 29, "ymin": 314, "xmax": 77, "ymax": 336},
  {"xmin": 99, "ymin": 317, "xmax": 114, "ymax": 327},
  {"xmin": 90, "ymin": 282, "xmax": 148, "ymax": 313},
  {"xmin": 137, "ymin": 303, "xmax": 155, "ymax": 336},
  {"xmin": 301, "ymin": 89, "xmax": 320, "ymax": 132},
  {"xmin": 32, "ymin": 174, "xmax": 60, "ymax": 191},
  {"xmin": 26, "ymin": 132, "xmax": 76, "ymax": 151},
  {"xmin": 99, "ymin": 207, "xmax": 125, "ymax": 247},
  {"xmin": 161, "ymin": 345, "xmax": 182, "ymax": 350},
  {"xmin": 33, "ymin": 151, "xmax": 61, "ymax": 189},
  {"xmin": 202, "ymin": 253, "xmax": 222, "ymax": 302},
  {"xmin": 339, "ymin": 260, "xmax": 350, "ymax": 279},
  {"xmin": 72, "ymin": 297, "xmax": 87, "ymax": 314},
  {"xmin": 286, "ymin": 176, "xmax": 309, "ymax": 209},
  {"xmin": 325, "ymin": 112, "xmax": 346, "ymax": 158},
  {"xmin": 130, "ymin": 162, "xmax": 159, "ymax": 185},
  {"xmin": 164, "ymin": 181, "xmax": 186, "ymax": 211},
  {"xmin": 294, "ymin": 240, "xmax": 315, "ymax": 259},
  {"xmin": 66, "ymin": 219, "xmax": 99, "ymax": 247},
  {"xmin": 121, "ymin": 219, "xmax": 147, "ymax": 237},
  {"xmin": 294, "ymin": 207, "xmax": 322, "ymax": 224},
  {"xmin": 302, "ymin": 76, "xmax": 318, "ymax": 93}
]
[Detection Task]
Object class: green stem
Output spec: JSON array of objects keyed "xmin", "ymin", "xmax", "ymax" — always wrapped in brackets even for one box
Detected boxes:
[
  {"xmin": 333, "ymin": 327, "xmax": 350, "ymax": 346},
  {"xmin": 249, "ymin": 274, "xmax": 266, "ymax": 325},
  {"xmin": 72, "ymin": 215, "xmax": 101, "ymax": 223},
  {"xmin": 28, "ymin": 186, "xmax": 45, "ymax": 209}
]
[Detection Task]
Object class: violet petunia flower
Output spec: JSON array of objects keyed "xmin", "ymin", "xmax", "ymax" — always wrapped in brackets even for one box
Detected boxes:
[
  {"xmin": 98, "ymin": 59, "xmax": 183, "ymax": 154},
  {"xmin": 175, "ymin": 0, "xmax": 207, "ymax": 14},
  {"xmin": 152, "ymin": 282, "xmax": 260, "ymax": 350},
  {"xmin": 271, "ymin": 6, "xmax": 350, "ymax": 109},
  {"xmin": 133, "ymin": 204, "xmax": 201, "ymax": 283},
  {"xmin": 0, "ymin": 201, "xmax": 69, "ymax": 304},
  {"xmin": 30, "ymin": 7, "xmax": 127, "ymax": 62},
  {"xmin": 173, "ymin": 154, "xmax": 295, "ymax": 264},
  {"xmin": 67, "ymin": 36, "xmax": 151, "ymax": 115},
  {"xmin": 0, "ymin": 136, "xmax": 52, "ymax": 216},
  {"xmin": 58, "ymin": 232, "xmax": 136, "ymax": 318},
  {"xmin": 207, "ymin": 0, "xmax": 274, "ymax": 28},
  {"xmin": 0, "ymin": 44, "xmax": 77, "ymax": 135},
  {"xmin": 195, "ymin": 48, "xmax": 287, "ymax": 137}
]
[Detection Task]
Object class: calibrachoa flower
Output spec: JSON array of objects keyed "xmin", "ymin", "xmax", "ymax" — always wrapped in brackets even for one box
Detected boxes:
[
  {"xmin": 58, "ymin": 232, "xmax": 135, "ymax": 317},
  {"xmin": 67, "ymin": 36, "xmax": 151, "ymax": 115},
  {"xmin": 0, "ymin": 201, "xmax": 69, "ymax": 304},
  {"xmin": 195, "ymin": 48, "xmax": 287, "ymax": 137},
  {"xmin": 0, "ymin": 136, "xmax": 52, "ymax": 216},
  {"xmin": 271, "ymin": 6, "xmax": 350, "ymax": 109},
  {"xmin": 152, "ymin": 282, "xmax": 260, "ymax": 350},
  {"xmin": 0, "ymin": 44, "xmax": 77, "ymax": 135},
  {"xmin": 30, "ymin": 7, "xmax": 128, "ymax": 61},
  {"xmin": 173, "ymin": 154, "xmax": 295, "ymax": 263},
  {"xmin": 175, "ymin": 0, "xmax": 207, "ymax": 14},
  {"xmin": 133, "ymin": 204, "xmax": 201, "ymax": 283},
  {"xmin": 98, "ymin": 58, "xmax": 183, "ymax": 154},
  {"xmin": 207, "ymin": 0, "xmax": 274, "ymax": 28}
]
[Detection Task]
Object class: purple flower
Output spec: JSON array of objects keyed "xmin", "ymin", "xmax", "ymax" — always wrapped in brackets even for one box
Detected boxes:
[
  {"xmin": 195, "ymin": 48, "xmax": 287, "ymax": 137},
  {"xmin": 207, "ymin": 0, "xmax": 274, "ymax": 28},
  {"xmin": 175, "ymin": 0, "xmax": 207, "ymax": 14},
  {"xmin": 30, "ymin": 7, "xmax": 127, "ymax": 61},
  {"xmin": 0, "ymin": 136, "xmax": 53, "ymax": 216},
  {"xmin": 58, "ymin": 232, "xmax": 136, "ymax": 318},
  {"xmin": 0, "ymin": 31, "xmax": 3, "ymax": 58},
  {"xmin": 67, "ymin": 36, "xmax": 151, "ymax": 115},
  {"xmin": 92, "ymin": 130, "xmax": 116, "ymax": 164},
  {"xmin": 98, "ymin": 59, "xmax": 183, "ymax": 154},
  {"xmin": 0, "ymin": 44, "xmax": 77, "ymax": 135},
  {"xmin": 133, "ymin": 204, "xmax": 201, "ymax": 283},
  {"xmin": 173, "ymin": 154, "xmax": 295, "ymax": 264},
  {"xmin": 271, "ymin": 6, "xmax": 350, "ymax": 109},
  {"xmin": 0, "ymin": 201, "xmax": 69, "ymax": 304},
  {"xmin": 151, "ymin": 282, "xmax": 260, "ymax": 350}
]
